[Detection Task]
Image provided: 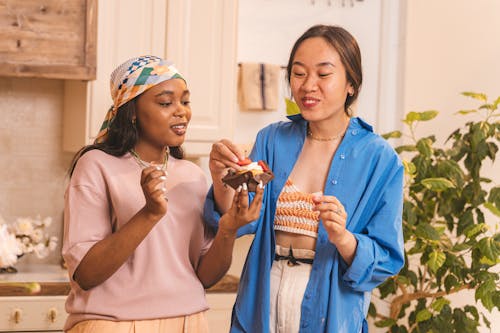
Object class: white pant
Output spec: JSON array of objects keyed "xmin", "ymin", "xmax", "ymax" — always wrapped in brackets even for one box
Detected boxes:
[{"xmin": 269, "ymin": 245, "xmax": 315, "ymax": 333}]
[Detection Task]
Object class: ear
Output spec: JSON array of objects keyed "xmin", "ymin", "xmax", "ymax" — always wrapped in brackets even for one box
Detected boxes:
[{"xmin": 348, "ymin": 84, "xmax": 355, "ymax": 97}]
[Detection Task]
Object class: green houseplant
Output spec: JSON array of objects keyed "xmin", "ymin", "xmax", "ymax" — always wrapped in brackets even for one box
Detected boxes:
[{"xmin": 370, "ymin": 92, "xmax": 500, "ymax": 332}]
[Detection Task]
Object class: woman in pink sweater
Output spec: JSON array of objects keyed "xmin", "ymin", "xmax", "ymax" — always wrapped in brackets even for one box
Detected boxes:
[{"xmin": 62, "ymin": 55, "xmax": 263, "ymax": 333}]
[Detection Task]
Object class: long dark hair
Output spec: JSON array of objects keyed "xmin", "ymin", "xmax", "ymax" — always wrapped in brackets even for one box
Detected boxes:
[
  {"xmin": 286, "ymin": 24, "xmax": 363, "ymax": 113},
  {"xmin": 68, "ymin": 98, "xmax": 184, "ymax": 177}
]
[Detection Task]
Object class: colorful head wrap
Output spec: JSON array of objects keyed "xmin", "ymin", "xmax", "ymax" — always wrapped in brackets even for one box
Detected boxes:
[{"xmin": 94, "ymin": 55, "xmax": 185, "ymax": 143}]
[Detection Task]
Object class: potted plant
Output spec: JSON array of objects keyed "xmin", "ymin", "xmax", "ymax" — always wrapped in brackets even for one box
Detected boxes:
[{"xmin": 369, "ymin": 92, "xmax": 500, "ymax": 332}]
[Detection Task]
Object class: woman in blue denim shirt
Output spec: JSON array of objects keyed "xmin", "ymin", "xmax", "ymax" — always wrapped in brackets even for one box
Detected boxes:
[{"xmin": 206, "ymin": 25, "xmax": 404, "ymax": 333}]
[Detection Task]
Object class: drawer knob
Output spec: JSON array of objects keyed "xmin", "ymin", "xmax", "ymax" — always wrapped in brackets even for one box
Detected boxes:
[
  {"xmin": 48, "ymin": 307, "xmax": 58, "ymax": 323},
  {"xmin": 11, "ymin": 308, "xmax": 22, "ymax": 324}
]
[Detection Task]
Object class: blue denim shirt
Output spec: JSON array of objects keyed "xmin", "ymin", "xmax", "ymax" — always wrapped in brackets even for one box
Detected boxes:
[{"xmin": 204, "ymin": 117, "xmax": 404, "ymax": 333}]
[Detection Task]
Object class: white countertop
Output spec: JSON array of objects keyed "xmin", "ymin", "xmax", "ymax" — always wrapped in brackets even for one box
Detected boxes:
[{"xmin": 0, "ymin": 264, "xmax": 68, "ymax": 283}]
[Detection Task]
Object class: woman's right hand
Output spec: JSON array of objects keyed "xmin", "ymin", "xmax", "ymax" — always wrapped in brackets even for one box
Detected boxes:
[
  {"xmin": 140, "ymin": 165, "xmax": 168, "ymax": 219},
  {"xmin": 209, "ymin": 139, "xmax": 246, "ymax": 179}
]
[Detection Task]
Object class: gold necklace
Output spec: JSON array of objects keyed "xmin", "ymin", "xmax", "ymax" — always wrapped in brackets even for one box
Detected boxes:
[
  {"xmin": 129, "ymin": 148, "xmax": 169, "ymax": 172},
  {"xmin": 307, "ymin": 124, "xmax": 346, "ymax": 141}
]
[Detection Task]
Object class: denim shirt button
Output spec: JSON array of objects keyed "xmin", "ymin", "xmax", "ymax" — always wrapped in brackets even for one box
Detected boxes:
[
  {"xmin": 340, "ymin": 153, "xmax": 345, "ymax": 159},
  {"xmin": 351, "ymin": 129, "xmax": 358, "ymax": 135},
  {"xmin": 305, "ymin": 293, "xmax": 311, "ymax": 299},
  {"xmin": 331, "ymin": 180, "xmax": 338, "ymax": 185}
]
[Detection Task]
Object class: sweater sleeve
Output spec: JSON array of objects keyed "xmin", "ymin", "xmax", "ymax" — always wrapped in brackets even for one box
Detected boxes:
[{"xmin": 62, "ymin": 155, "xmax": 112, "ymax": 280}]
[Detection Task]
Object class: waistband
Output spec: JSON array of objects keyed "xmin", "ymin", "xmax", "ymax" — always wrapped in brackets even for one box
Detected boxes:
[{"xmin": 274, "ymin": 245, "xmax": 315, "ymax": 266}]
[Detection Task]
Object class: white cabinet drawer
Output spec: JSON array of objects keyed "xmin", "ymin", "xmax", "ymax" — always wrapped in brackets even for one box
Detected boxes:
[{"xmin": 0, "ymin": 296, "xmax": 67, "ymax": 332}]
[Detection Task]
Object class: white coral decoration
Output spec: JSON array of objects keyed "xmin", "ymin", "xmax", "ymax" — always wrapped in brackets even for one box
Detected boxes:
[
  {"xmin": 0, "ymin": 215, "xmax": 58, "ymax": 268},
  {"xmin": 0, "ymin": 224, "xmax": 23, "ymax": 268}
]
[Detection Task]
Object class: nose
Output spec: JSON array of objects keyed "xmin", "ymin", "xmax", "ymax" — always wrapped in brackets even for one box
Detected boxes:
[
  {"xmin": 301, "ymin": 74, "xmax": 318, "ymax": 92},
  {"xmin": 173, "ymin": 102, "xmax": 188, "ymax": 118}
]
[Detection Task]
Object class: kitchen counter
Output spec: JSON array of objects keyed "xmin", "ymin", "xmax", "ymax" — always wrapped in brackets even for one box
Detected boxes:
[{"xmin": 0, "ymin": 263, "xmax": 239, "ymax": 297}]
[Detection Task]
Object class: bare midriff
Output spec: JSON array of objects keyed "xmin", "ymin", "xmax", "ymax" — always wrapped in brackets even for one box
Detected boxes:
[{"xmin": 275, "ymin": 230, "xmax": 317, "ymax": 251}]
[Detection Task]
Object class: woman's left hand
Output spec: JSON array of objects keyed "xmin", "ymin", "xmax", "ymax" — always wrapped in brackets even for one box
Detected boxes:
[
  {"xmin": 312, "ymin": 194, "xmax": 349, "ymax": 246},
  {"xmin": 313, "ymin": 194, "xmax": 357, "ymax": 265},
  {"xmin": 219, "ymin": 183, "xmax": 264, "ymax": 236}
]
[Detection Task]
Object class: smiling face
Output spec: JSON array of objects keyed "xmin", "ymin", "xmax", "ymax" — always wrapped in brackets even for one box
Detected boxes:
[
  {"xmin": 134, "ymin": 78, "xmax": 191, "ymax": 149},
  {"xmin": 290, "ymin": 37, "xmax": 354, "ymax": 122}
]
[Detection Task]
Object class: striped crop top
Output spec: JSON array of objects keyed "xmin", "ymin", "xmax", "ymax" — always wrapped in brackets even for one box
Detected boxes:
[{"xmin": 274, "ymin": 179, "xmax": 320, "ymax": 238}]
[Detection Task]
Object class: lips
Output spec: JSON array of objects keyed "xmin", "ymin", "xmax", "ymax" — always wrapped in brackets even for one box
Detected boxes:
[
  {"xmin": 170, "ymin": 122, "xmax": 187, "ymax": 135},
  {"xmin": 301, "ymin": 97, "xmax": 320, "ymax": 108}
]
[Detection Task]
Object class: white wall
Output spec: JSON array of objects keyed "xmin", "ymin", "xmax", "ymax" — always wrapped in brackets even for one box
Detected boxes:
[{"xmin": 234, "ymin": 0, "xmax": 396, "ymax": 146}]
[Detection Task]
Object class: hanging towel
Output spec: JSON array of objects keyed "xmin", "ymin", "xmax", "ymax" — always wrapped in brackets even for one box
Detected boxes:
[{"xmin": 238, "ymin": 62, "xmax": 281, "ymax": 111}]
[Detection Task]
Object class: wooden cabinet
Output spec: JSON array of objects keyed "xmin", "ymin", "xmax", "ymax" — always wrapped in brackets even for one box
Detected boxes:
[
  {"xmin": 63, "ymin": 0, "xmax": 238, "ymax": 157},
  {"xmin": 0, "ymin": 0, "xmax": 97, "ymax": 80}
]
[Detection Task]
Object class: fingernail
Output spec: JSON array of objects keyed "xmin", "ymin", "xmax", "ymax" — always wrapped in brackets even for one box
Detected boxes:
[
  {"xmin": 236, "ymin": 185, "xmax": 242, "ymax": 192},
  {"xmin": 159, "ymin": 176, "xmax": 167, "ymax": 180},
  {"xmin": 155, "ymin": 166, "xmax": 162, "ymax": 171},
  {"xmin": 312, "ymin": 191, "xmax": 322, "ymax": 201},
  {"xmin": 242, "ymin": 183, "xmax": 248, "ymax": 191},
  {"xmin": 258, "ymin": 181, "xmax": 264, "ymax": 189}
]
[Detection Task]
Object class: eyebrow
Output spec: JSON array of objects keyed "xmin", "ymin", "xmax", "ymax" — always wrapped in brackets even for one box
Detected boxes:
[
  {"xmin": 155, "ymin": 89, "xmax": 190, "ymax": 97},
  {"xmin": 292, "ymin": 61, "xmax": 335, "ymax": 68}
]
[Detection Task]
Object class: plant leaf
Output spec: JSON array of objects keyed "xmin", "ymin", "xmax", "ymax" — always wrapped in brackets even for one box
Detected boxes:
[
  {"xmin": 493, "ymin": 96, "xmax": 500, "ymax": 108},
  {"xmin": 403, "ymin": 160, "xmax": 417, "ymax": 176},
  {"xmin": 284, "ymin": 98, "xmax": 301, "ymax": 117},
  {"xmin": 396, "ymin": 145, "xmax": 417, "ymax": 154},
  {"xmin": 464, "ymin": 223, "xmax": 487, "ymax": 239},
  {"xmin": 403, "ymin": 110, "xmax": 439, "ymax": 125},
  {"xmin": 417, "ymin": 138, "xmax": 434, "ymax": 157},
  {"xmin": 374, "ymin": 318, "xmax": 397, "ymax": 327},
  {"xmin": 368, "ymin": 302, "xmax": 377, "ymax": 317},
  {"xmin": 416, "ymin": 224, "xmax": 441, "ymax": 240},
  {"xmin": 382, "ymin": 130, "xmax": 402, "ymax": 139},
  {"xmin": 456, "ymin": 109, "xmax": 478, "ymax": 115},
  {"xmin": 431, "ymin": 297, "xmax": 450, "ymax": 312},
  {"xmin": 416, "ymin": 308, "xmax": 432, "ymax": 322},
  {"xmin": 421, "ymin": 178, "xmax": 456, "ymax": 191},
  {"xmin": 477, "ymin": 237, "xmax": 500, "ymax": 261},
  {"xmin": 484, "ymin": 202, "xmax": 500, "ymax": 217},
  {"xmin": 427, "ymin": 250, "xmax": 446, "ymax": 273},
  {"xmin": 475, "ymin": 278, "xmax": 495, "ymax": 311},
  {"xmin": 462, "ymin": 92, "xmax": 487, "ymax": 102},
  {"xmin": 444, "ymin": 274, "xmax": 459, "ymax": 293}
]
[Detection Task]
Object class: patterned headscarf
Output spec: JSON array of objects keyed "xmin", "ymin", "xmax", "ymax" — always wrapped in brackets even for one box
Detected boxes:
[{"xmin": 94, "ymin": 55, "xmax": 185, "ymax": 143}]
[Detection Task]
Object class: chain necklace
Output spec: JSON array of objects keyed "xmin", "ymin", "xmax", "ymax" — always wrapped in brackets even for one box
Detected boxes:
[
  {"xmin": 307, "ymin": 123, "xmax": 346, "ymax": 141},
  {"xmin": 129, "ymin": 148, "xmax": 169, "ymax": 173}
]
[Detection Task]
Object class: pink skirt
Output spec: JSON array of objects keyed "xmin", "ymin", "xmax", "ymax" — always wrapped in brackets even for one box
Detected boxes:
[{"xmin": 66, "ymin": 311, "xmax": 209, "ymax": 333}]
